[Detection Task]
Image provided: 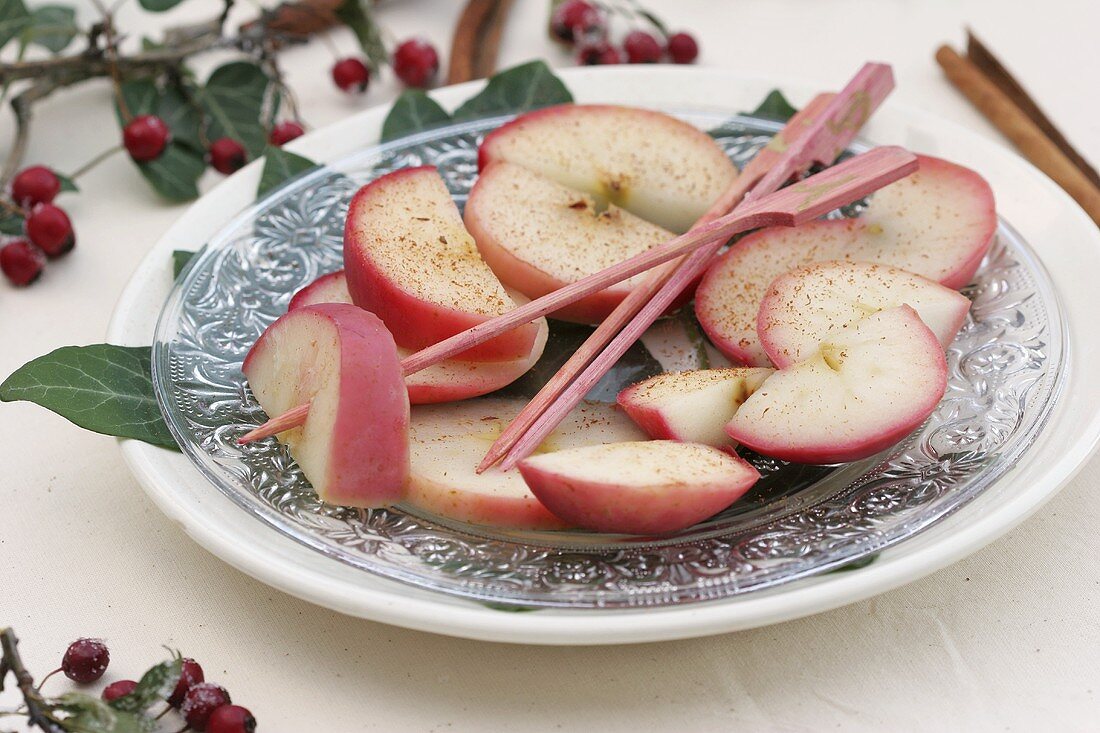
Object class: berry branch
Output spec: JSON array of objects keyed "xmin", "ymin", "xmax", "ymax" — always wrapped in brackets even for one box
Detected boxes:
[{"xmin": 0, "ymin": 628, "xmax": 63, "ymax": 733}]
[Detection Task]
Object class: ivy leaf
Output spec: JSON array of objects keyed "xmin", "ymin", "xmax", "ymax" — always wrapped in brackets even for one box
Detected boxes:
[
  {"xmin": 0, "ymin": 0, "xmax": 31, "ymax": 50},
  {"xmin": 334, "ymin": 0, "xmax": 387, "ymax": 70},
  {"xmin": 827, "ymin": 553, "xmax": 879, "ymax": 573},
  {"xmin": 116, "ymin": 78, "xmax": 159, "ymax": 120},
  {"xmin": 57, "ymin": 172, "xmax": 78, "ymax": 192},
  {"xmin": 481, "ymin": 602, "xmax": 538, "ymax": 612},
  {"xmin": 110, "ymin": 656, "xmax": 182, "ymax": 713},
  {"xmin": 0, "ymin": 344, "xmax": 177, "ymax": 448},
  {"xmin": 135, "ymin": 142, "xmax": 205, "ymax": 202},
  {"xmin": 258, "ymin": 145, "xmax": 318, "ymax": 198},
  {"xmin": 201, "ymin": 61, "xmax": 271, "ymax": 158},
  {"xmin": 138, "ymin": 0, "xmax": 185, "ymax": 12},
  {"xmin": 747, "ymin": 89, "xmax": 798, "ymax": 122},
  {"xmin": 172, "ymin": 248, "xmax": 196, "ymax": 279},
  {"xmin": 22, "ymin": 4, "xmax": 77, "ymax": 53},
  {"xmin": 453, "ymin": 61, "xmax": 572, "ymax": 122},
  {"xmin": 0, "ymin": 209, "xmax": 24, "ymax": 234},
  {"xmin": 381, "ymin": 90, "xmax": 452, "ymax": 143},
  {"xmin": 55, "ymin": 692, "xmax": 156, "ymax": 733},
  {"xmin": 159, "ymin": 81, "xmax": 204, "ymax": 152}
]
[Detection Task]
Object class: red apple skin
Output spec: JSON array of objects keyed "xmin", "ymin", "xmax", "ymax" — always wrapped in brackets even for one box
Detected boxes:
[
  {"xmin": 242, "ymin": 303, "xmax": 409, "ymax": 507},
  {"xmin": 343, "ymin": 166, "xmax": 538, "ymax": 362},
  {"xmin": 518, "ymin": 442, "xmax": 760, "ymax": 535}
]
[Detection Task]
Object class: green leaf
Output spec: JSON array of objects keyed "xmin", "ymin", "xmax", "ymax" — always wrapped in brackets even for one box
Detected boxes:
[
  {"xmin": 57, "ymin": 172, "xmax": 78, "ymax": 192},
  {"xmin": 138, "ymin": 0, "xmax": 184, "ymax": 12},
  {"xmin": 110, "ymin": 657, "xmax": 182, "ymax": 714},
  {"xmin": 135, "ymin": 142, "xmax": 205, "ymax": 202},
  {"xmin": 140, "ymin": 35, "xmax": 163, "ymax": 50},
  {"xmin": 381, "ymin": 90, "xmax": 452, "ymax": 143},
  {"xmin": 22, "ymin": 4, "xmax": 76, "ymax": 53},
  {"xmin": 0, "ymin": 209, "xmax": 24, "ymax": 234},
  {"xmin": 159, "ymin": 81, "xmax": 204, "ymax": 152},
  {"xmin": 56, "ymin": 692, "xmax": 156, "ymax": 733},
  {"xmin": 827, "ymin": 553, "xmax": 879, "ymax": 573},
  {"xmin": 453, "ymin": 61, "xmax": 572, "ymax": 121},
  {"xmin": 334, "ymin": 0, "xmax": 387, "ymax": 70},
  {"xmin": 635, "ymin": 8, "xmax": 669, "ymax": 37},
  {"xmin": 257, "ymin": 145, "xmax": 318, "ymax": 198},
  {"xmin": 481, "ymin": 602, "xmax": 538, "ymax": 612},
  {"xmin": 0, "ymin": 344, "xmax": 177, "ymax": 448},
  {"xmin": 200, "ymin": 61, "xmax": 271, "ymax": 157},
  {"xmin": 116, "ymin": 78, "xmax": 159, "ymax": 121},
  {"xmin": 0, "ymin": 0, "xmax": 30, "ymax": 50},
  {"xmin": 747, "ymin": 89, "xmax": 798, "ymax": 122},
  {"xmin": 172, "ymin": 249, "xmax": 196, "ymax": 279},
  {"xmin": 494, "ymin": 320, "xmax": 663, "ymax": 402}
]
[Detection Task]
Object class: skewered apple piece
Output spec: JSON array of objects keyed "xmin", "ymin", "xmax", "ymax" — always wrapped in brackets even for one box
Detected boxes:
[
  {"xmin": 695, "ymin": 154, "xmax": 996, "ymax": 366},
  {"xmin": 617, "ymin": 368, "xmax": 773, "ymax": 448},
  {"xmin": 757, "ymin": 260, "xmax": 971, "ymax": 368},
  {"xmin": 517, "ymin": 441, "xmax": 760, "ymax": 535},
  {"xmin": 239, "ymin": 145, "xmax": 918, "ymax": 446},
  {"xmin": 726, "ymin": 305, "xmax": 948, "ymax": 464},
  {"xmin": 289, "ymin": 270, "xmax": 549, "ymax": 404}
]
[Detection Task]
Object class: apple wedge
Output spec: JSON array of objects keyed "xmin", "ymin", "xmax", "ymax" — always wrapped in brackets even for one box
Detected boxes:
[
  {"xmin": 241, "ymin": 303, "xmax": 409, "ymax": 507},
  {"xmin": 726, "ymin": 306, "xmax": 947, "ymax": 464},
  {"xmin": 407, "ymin": 399, "xmax": 646, "ymax": 530},
  {"xmin": 518, "ymin": 441, "xmax": 759, "ymax": 535},
  {"xmin": 695, "ymin": 155, "xmax": 995, "ymax": 366},
  {"xmin": 343, "ymin": 165, "xmax": 539, "ymax": 361},
  {"xmin": 758, "ymin": 260, "xmax": 971, "ymax": 368},
  {"xmin": 617, "ymin": 368, "xmax": 773, "ymax": 448},
  {"xmin": 464, "ymin": 162, "xmax": 676, "ymax": 323},
  {"xmin": 288, "ymin": 270, "xmax": 549, "ymax": 404},
  {"xmin": 478, "ymin": 104, "xmax": 738, "ymax": 233}
]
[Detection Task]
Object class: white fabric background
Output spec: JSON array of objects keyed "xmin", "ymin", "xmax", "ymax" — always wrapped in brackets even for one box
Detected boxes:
[{"xmin": 2, "ymin": 0, "xmax": 1098, "ymax": 730}]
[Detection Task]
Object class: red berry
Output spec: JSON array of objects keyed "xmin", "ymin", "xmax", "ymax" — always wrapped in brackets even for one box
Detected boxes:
[
  {"xmin": 0, "ymin": 240, "xmax": 45, "ymax": 286},
  {"xmin": 268, "ymin": 121, "xmax": 305, "ymax": 146},
  {"xmin": 209, "ymin": 138, "xmax": 247, "ymax": 175},
  {"xmin": 207, "ymin": 705, "xmax": 257, "ymax": 733},
  {"xmin": 102, "ymin": 679, "xmax": 138, "ymax": 702},
  {"xmin": 392, "ymin": 38, "xmax": 440, "ymax": 88},
  {"xmin": 26, "ymin": 203, "xmax": 74, "ymax": 258},
  {"xmin": 623, "ymin": 30, "xmax": 662, "ymax": 63},
  {"xmin": 551, "ymin": 0, "xmax": 604, "ymax": 44},
  {"xmin": 576, "ymin": 41, "xmax": 622, "ymax": 66},
  {"xmin": 168, "ymin": 658, "xmax": 205, "ymax": 707},
  {"xmin": 11, "ymin": 166, "xmax": 61, "ymax": 207},
  {"xmin": 61, "ymin": 639, "xmax": 109, "ymax": 683},
  {"xmin": 123, "ymin": 115, "xmax": 170, "ymax": 162},
  {"xmin": 666, "ymin": 32, "xmax": 699, "ymax": 64},
  {"xmin": 181, "ymin": 682, "xmax": 231, "ymax": 731},
  {"xmin": 331, "ymin": 57, "xmax": 371, "ymax": 93}
]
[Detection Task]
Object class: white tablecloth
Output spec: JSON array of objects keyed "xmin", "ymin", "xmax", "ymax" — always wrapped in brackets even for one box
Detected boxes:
[{"xmin": 2, "ymin": 1, "xmax": 1098, "ymax": 729}]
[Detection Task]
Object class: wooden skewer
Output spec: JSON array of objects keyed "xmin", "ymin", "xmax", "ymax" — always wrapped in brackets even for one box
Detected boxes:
[
  {"xmin": 237, "ymin": 144, "xmax": 917, "ymax": 445},
  {"xmin": 495, "ymin": 63, "xmax": 899, "ymax": 471},
  {"xmin": 474, "ymin": 92, "xmax": 838, "ymax": 473}
]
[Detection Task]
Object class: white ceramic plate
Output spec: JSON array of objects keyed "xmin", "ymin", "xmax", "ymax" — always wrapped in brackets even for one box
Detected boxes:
[{"xmin": 107, "ymin": 67, "xmax": 1100, "ymax": 644}]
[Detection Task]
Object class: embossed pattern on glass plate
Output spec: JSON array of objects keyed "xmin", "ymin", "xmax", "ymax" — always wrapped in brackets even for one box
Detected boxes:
[{"xmin": 152, "ymin": 113, "xmax": 1066, "ymax": 608}]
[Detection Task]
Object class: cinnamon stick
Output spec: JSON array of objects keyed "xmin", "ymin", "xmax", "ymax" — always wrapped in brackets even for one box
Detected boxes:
[
  {"xmin": 447, "ymin": 0, "xmax": 514, "ymax": 84},
  {"xmin": 936, "ymin": 45, "xmax": 1100, "ymax": 226}
]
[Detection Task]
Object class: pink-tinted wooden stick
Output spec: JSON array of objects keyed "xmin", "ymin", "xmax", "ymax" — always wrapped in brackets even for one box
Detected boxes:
[
  {"xmin": 237, "ymin": 403, "xmax": 311, "ymax": 443},
  {"xmin": 238, "ymin": 145, "xmax": 915, "ymax": 445},
  {"xmin": 475, "ymin": 93, "xmax": 837, "ymax": 473},
  {"xmin": 499, "ymin": 63, "xmax": 898, "ymax": 470}
]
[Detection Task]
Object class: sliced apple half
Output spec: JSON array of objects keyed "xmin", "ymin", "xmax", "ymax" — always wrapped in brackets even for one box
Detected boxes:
[
  {"xmin": 288, "ymin": 270, "xmax": 548, "ymax": 404},
  {"xmin": 242, "ymin": 303, "xmax": 409, "ymax": 507},
  {"xmin": 518, "ymin": 441, "xmax": 759, "ymax": 535},
  {"xmin": 726, "ymin": 306, "xmax": 947, "ymax": 464},
  {"xmin": 407, "ymin": 399, "xmax": 646, "ymax": 530},
  {"xmin": 478, "ymin": 104, "xmax": 738, "ymax": 233},
  {"xmin": 617, "ymin": 368, "xmax": 773, "ymax": 448},
  {"xmin": 758, "ymin": 260, "xmax": 971, "ymax": 368},
  {"xmin": 464, "ymin": 162, "xmax": 676, "ymax": 323},
  {"xmin": 695, "ymin": 155, "xmax": 995, "ymax": 366},
  {"xmin": 343, "ymin": 165, "xmax": 539, "ymax": 361}
]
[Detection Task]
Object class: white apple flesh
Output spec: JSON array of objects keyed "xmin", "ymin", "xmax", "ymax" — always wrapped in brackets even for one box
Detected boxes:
[
  {"xmin": 464, "ymin": 161, "xmax": 676, "ymax": 323},
  {"xmin": 478, "ymin": 104, "xmax": 738, "ymax": 233},
  {"xmin": 407, "ymin": 399, "xmax": 646, "ymax": 530},
  {"xmin": 343, "ymin": 165, "xmax": 539, "ymax": 361},
  {"xmin": 757, "ymin": 260, "xmax": 971, "ymax": 368},
  {"xmin": 241, "ymin": 303, "xmax": 410, "ymax": 507},
  {"xmin": 288, "ymin": 270, "xmax": 549, "ymax": 404},
  {"xmin": 518, "ymin": 441, "xmax": 760, "ymax": 535},
  {"xmin": 726, "ymin": 306, "xmax": 947, "ymax": 464},
  {"xmin": 617, "ymin": 368, "xmax": 773, "ymax": 448},
  {"xmin": 695, "ymin": 155, "xmax": 996, "ymax": 366}
]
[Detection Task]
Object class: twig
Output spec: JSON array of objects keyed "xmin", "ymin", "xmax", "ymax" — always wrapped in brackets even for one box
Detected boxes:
[
  {"xmin": 69, "ymin": 145, "xmax": 124, "ymax": 180},
  {"xmin": 0, "ymin": 628, "xmax": 63, "ymax": 733},
  {"xmin": 0, "ymin": 81, "xmax": 58, "ymax": 188}
]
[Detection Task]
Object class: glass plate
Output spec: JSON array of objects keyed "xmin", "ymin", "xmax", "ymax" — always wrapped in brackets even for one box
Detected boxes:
[{"xmin": 152, "ymin": 111, "xmax": 1066, "ymax": 609}]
